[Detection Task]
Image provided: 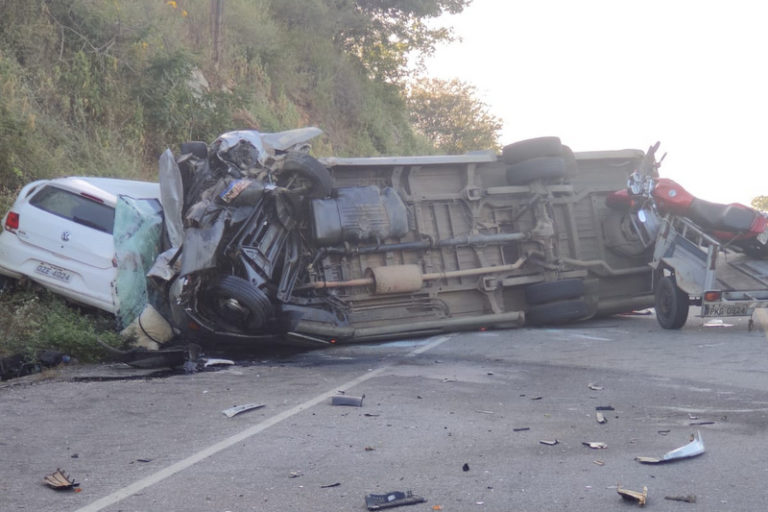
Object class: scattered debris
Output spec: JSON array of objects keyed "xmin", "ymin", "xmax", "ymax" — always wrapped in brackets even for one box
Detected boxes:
[
  {"xmin": 365, "ymin": 446, "xmax": 376, "ymax": 451},
  {"xmin": 475, "ymin": 410, "xmax": 495, "ymax": 414},
  {"xmin": 539, "ymin": 439, "xmax": 559, "ymax": 446},
  {"xmin": 432, "ymin": 506, "xmax": 443, "ymax": 511},
  {"xmin": 44, "ymin": 469, "xmax": 79, "ymax": 491},
  {"xmin": 365, "ymin": 490, "xmax": 426, "ymax": 510},
  {"xmin": 596, "ymin": 412, "xmax": 607, "ymax": 424},
  {"xmin": 689, "ymin": 420, "xmax": 715, "ymax": 426},
  {"xmin": 530, "ymin": 396, "xmax": 543, "ymax": 401},
  {"xmin": 364, "ymin": 413, "xmax": 380, "ymax": 417},
  {"xmin": 588, "ymin": 383, "xmax": 604, "ymax": 391},
  {"xmin": 513, "ymin": 427, "xmax": 530, "ymax": 432},
  {"xmin": 595, "ymin": 405, "xmax": 615, "ymax": 411},
  {"xmin": 582, "ymin": 441, "xmax": 607, "ymax": 449},
  {"xmin": 657, "ymin": 429, "xmax": 671, "ymax": 436},
  {"xmin": 331, "ymin": 394, "xmax": 365, "ymax": 406},
  {"xmin": 462, "ymin": 463, "xmax": 470, "ymax": 472},
  {"xmin": 665, "ymin": 494, "xmax": 697, "ymax": 503},
  {"xmin": 635, "ymin": 431, "xmax": 705, "ymax": 464},
  {"xmin": 289, "ymin": 471, "xmax": 302, "ymax": 478},
  {"xmin": 617, "ymin": 485, "xmax": 647, "ymax": 506},
  {"xmin": 321, "ymin": 482, "xmax": 341, "ymax": 488},
  {"xmin": 687, "ymin": 413, "xmax": 699, "ymax": 420},
  {"xmin": 130, "ymin": 458, "xmax": 153, "ymax": 464},
  {"xmin": 593, "ymin": 460, "xmax": 605, "ymax": 466},
  {"xmin": 704, "ymin": 319, "xmax": 733, "ymax": 327},
  {"xmin": 203, "ymin": 358, "xmax": 235, "ymax": 367},
  {"xmin": 222, "ymin": 403, "xmax": 266, "ymax": 418}
]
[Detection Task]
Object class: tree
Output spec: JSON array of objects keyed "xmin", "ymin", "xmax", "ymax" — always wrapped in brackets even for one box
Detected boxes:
[
  {"xmin": 752, "ymin": 196, "xmax": 768, "ymax": 212},
  {"xmin": 407, "ymin": 77, "xmax": 502, "ymax": 154},
  {"xmin": 334, "ymin": 0, "xmax": 472, "ymax": 83}
]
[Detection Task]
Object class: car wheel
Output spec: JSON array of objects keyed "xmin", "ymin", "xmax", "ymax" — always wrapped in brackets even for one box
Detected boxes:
[
  {"xmin": 526, "ymin": 299, "xmax": 590, "ymax": 326},
  {"xmin": 206, "ymin": 276, "xmax": 273, "ymax": 332},
  {"xmin": 654, "ymin": 275, "xmax": 689, "ymax": 329},
  {"xmin": 501, "ymin": 137, "xmax": 563, "ymax": 165},
  {"xmin": 277, "ymin": 152, "xmax": 333, "ymax": 199},
  {"xmin": 506, "ymin": 156, "xmax": 568, "ymax": 185},
  {"xmin": 180, "ymin": 141, "xmax": 208, "ymax": 159},
  {"xmin": 525, "ymin": 279, "xmax": 585, "ymax": 305}
]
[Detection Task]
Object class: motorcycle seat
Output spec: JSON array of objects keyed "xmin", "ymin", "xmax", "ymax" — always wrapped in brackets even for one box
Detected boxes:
[{"xmin": 688, "ymin": 198, "xmax": 758, "ymax": 234}]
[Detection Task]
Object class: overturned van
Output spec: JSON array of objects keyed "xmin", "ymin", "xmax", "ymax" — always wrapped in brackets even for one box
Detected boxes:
[{"xmin": 153, "ymin": 130, "xmax": 653, "ymax": 345}]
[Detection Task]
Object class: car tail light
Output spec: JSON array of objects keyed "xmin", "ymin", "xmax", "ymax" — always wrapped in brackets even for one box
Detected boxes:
[
  {"xmin": 703, "ymin": 291, "xmax": 721, "ymax": 302},
  {"xmin": 5, "ymin": 211, "xmax": 19, "ymax": 231}
]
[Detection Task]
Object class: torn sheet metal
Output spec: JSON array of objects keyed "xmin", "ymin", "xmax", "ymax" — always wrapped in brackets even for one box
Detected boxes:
[
  {"xmin": 222, "ymin": 403, "xmax": 265, "ymax": 418},
  {"xmin": 44, "ymin": 469, "xmax": 79, "ymax": 490},
  {"xmin": 635, "ymin": 431, "xmax": 705, "ymax": 464}
]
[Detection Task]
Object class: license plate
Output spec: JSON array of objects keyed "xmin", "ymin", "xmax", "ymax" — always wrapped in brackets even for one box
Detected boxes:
[
  {"xmin": 701, "ymin": 303, "xmax": 750, "ymax": 317},
  {"xmin": 35, "ymin": 262, "xmax": 72, "ymax": 283}
]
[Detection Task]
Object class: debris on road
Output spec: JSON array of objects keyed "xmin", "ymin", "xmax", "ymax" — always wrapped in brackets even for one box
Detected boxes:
[
  {"xmin": 595, "ymin": 405, "xmax": 615, "ymax": 411},
  {"xmin": 462, "ymin": 463, "xmax": 470, "ymax": 472},
  {"xmin": 289, "ymin": 471, "xmax": 302, "ymax": 478},
  {"xmin": 587, "ymin": 383, "xmax": 604, "ymax": 391},
  {"xmin": 222, "ymin": 403, "xmax": 266, "ymax": 418},
  {"xmin": 43, "ymin": 469, "xmax": 79, "ymax": 491},
  {"xmin": 665, "ymin": 494, "xmax": 697, "ymax": 503},
  {"xmin": 204, "ymin": 358, "xmax": 235, "ymax": 367},
  {"xmin": 513, "ymin": 427, "xmax": 530, "ymax": 432},
  {"xmin": 321, "ymin": 482, "xmax": 341, "ymax": 488},
  {"xmin": 617, "ymin": 485, "xmax": 648, "ymax": 506},
  {"xmin": 635, "ymin": 431, "xmax": 705, "ymax": 464},
  {"xmin": 331, "ymin": 394, "xmax": 365, "ymax": 406},
  {"xmin": 583, "ymin": 441, "xmax": 608, "ymax": 449},
  {"xmin": 365, "ymin": 490, "xmax": 427, "ymax": 510},
  {"xmin": 596, "ymin": 412, "xmax": 607, "ymax": 424},
  {"xmin": 539, "ymin": 439, "xmax": 559, "ymax": 446},
  {"xmin": 593, "ymin": 460, "xmax": 605, "ymax": 466}
]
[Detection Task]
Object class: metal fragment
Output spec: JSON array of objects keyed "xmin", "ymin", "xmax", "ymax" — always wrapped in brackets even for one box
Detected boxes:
[
  {"xmin": 617, "ymin": 485, "xmax": 647, "ymax": 506},
  {"xmin": 635, "ymin": 431, "xmax": 705, "ymax": 464},
  {"xmin": 222, "ymin": 403, "xmax": 266, "ymax": 418}
]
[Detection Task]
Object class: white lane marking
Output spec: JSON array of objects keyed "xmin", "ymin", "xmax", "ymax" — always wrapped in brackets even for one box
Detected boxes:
[{"xmin": 73, "ymin": 335, "xmax": 451, "ymax": 512}]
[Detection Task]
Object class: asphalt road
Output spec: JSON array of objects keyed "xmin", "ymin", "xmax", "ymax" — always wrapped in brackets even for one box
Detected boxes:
[{"xmin": 2, "ymin": 310, "xmax": 768, "ymax": 512}]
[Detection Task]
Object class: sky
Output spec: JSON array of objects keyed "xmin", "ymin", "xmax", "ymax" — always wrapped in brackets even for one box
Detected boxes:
[{"xmin": 423, "ymin": 0, "xmax": 768, "ymax": 205}]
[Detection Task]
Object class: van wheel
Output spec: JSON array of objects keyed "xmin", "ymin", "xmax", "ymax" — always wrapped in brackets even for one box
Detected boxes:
[
  {"xmin": 501, "ymin": 137, "xmax": 563, "ymax": 165},
  {"xmin": 506, "ymin": 157, "xmax": 568, "ymax": 185},
  {"xmin": 525, "ymin": 279, "xmax": 585, "ymax": 305},
  {"xmin": 526, "ymin": 299, "xmax": 590, "ymax": 326},
  {"xmin": 277, "ymin": 152, "xmax": 333, "ymax": 199},
  {"xmin": 206, "ymin": 276, "xmax": 273, "ymax": 332},
  {"xmin": 654, "ymin": 276, "xmax": 689, "ymax": 329}
]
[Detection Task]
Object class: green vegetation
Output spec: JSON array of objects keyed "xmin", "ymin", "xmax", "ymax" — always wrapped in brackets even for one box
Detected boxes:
[
  {"xmin": 0, "ymin": 0, "xmax": 507, "ymax": 363},
  {"xmin": 752, "ymin": 196, "xmax": 768, "ymax": 212}
]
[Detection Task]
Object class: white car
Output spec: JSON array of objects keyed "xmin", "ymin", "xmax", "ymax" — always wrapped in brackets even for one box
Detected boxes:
[{"xmin": 0, "ymin": 177, "xmax": 161, "ymax": 314}]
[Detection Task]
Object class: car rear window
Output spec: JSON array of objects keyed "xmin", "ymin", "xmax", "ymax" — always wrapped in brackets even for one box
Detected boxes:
[{"xmin": 30, "ymin": 185, "xmax": 115, "ymax": 234}]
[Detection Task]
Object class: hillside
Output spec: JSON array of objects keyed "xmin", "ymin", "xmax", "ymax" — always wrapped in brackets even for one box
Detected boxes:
[{"xmin": 0, "ymin": 0, "xmax": 477, "ymax": 203}]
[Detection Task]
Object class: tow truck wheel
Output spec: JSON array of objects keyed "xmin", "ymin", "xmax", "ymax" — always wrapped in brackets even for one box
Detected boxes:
[
  {"xmin": 654, "ymin": 275, "xmax": 689, "ymax": 329},
  {"xmin": 207, "ymin": 276, "xmax": 273, "ymax": 332}
]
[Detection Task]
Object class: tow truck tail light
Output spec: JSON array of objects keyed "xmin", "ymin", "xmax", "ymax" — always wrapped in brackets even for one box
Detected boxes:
[
  {"xmin": 5, "ymin": 211, "xmax": 19, "ymax": 231},
  {"xmin": 704, "ymin": 291, "xmax": 721, "ymax": 302}
]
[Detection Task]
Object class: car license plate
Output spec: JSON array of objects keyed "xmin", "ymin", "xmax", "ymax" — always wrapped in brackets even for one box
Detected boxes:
[
  {"xmin": 35, "ymin": 262, "xmax": 72, "ymax": 283},
  {"xmin": 701, "ymin": 303, "xmax": 749, "ymax": 317}
]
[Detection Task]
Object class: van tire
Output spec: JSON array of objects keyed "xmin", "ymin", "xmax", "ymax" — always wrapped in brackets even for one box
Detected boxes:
[
  {"xmin": 501, "ymin": 137, "xmax": 563, "ymax": 165},
  {"xmin": 526, "ymin": 299, "xmax": 590, "ymax": 326},
  {"xmin": 207, "ymin": 276, "xmax": 273, "ymax": 332},
  {"xmin": 278, "ymin": 152, "xmax": 333, "ymax": 199},
  {"xmin": 506, "ymin": 157, "xmax": 568, "ymax": 185},
  {"xmin": 525, "ymin": 279, "xmax": 585, "ymax": 305}
]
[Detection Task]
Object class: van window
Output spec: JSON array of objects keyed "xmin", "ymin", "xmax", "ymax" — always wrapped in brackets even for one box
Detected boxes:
[{"xmin": 30, "ymin": 185, "xmax": 115, "ymax": 234}]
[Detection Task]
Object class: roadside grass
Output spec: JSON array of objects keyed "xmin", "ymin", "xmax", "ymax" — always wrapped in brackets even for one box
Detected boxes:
[{"xmin": 0, "ymin": 282, "xmax": 122, "ymax": 364}]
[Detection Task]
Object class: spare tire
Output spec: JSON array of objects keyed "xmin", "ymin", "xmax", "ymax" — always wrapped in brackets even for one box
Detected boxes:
[
  {"xmin": 501, "ymin": 137, "xmax": 563, "ymax": 165},
  {"xmin": 278, "ymin": 152, "xmax": 333, "ymax": 199},
  {"xmin": 506, "ymin": 157, "xmax": 567, "ymax": 185},
  {"xmin": 206, "ymin": 276, "xmax": 273, "ymax": 332}
]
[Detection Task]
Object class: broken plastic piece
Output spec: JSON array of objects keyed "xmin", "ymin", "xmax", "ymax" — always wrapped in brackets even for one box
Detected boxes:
[
  {"xmin": 204, "ymin": 358, "xmax": 235, "ymax": 367},
  {"xmin": 635, "ymin": 431, "xmax": 705, "ymax": 464},
  {"xmin": 617, "ymin": 485, "xmax": 647, "ymax": 506},
  {"xmin": 44, "ymin": 469, "xmax": 79, "ymax": 490},
  {"xmin": 539, "ymin": 439, "xmax": 559, "ymax": 446},
  {"xmin": 587, "ymin": 383, "xmax": 603, "ymax": 391},
  {"xmin": 365, "ymin": 490, "xmax": 427, "ymax": 510},
  {"xmin": 331, "ymin": 394, "xmax": 365, "ymax": 406},
  {"xmin": 595, "ymin": 405, "xmax": 614, "ymax": 411},
  {"xmin": 321, "ymin": 482, "xmax": 341, "ymax": 488},
  {"xmin": 222, "ymin": 403, "xmax": 266, "ymax": 418},
  {"xmin": 596, "ymin": 412, "xmax": 607, "ymax": 424},
  {"xmin": 582, "ymin": 441, "xmax": 607, "ymax": 449}
]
